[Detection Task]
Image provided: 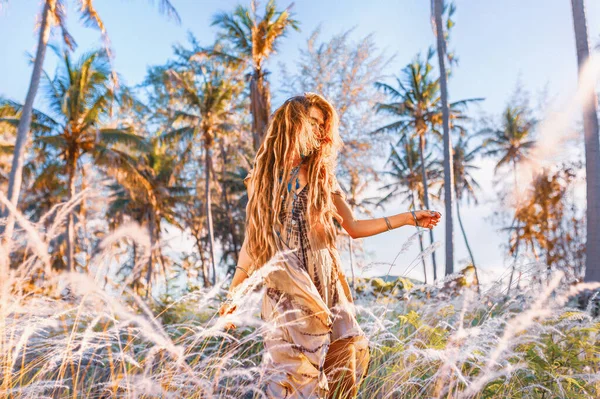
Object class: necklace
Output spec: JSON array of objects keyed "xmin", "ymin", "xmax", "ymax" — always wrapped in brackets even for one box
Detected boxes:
[{"xmin": 276, "ymin": 158, "xmax": 306, "ymax": 245}]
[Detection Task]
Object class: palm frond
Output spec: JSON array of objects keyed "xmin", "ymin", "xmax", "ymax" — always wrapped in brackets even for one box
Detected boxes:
[
  {"xmin": 211, "ymin": 10, "xmax": 252, "ymax": 55},
  {"xmin": 148, "ymin": 0, "xmax": 181, "ymax": 24},
  {"xmin": 98, "ymin": 128, "xmax": 150, "ymax": 152},
  {"xmin": 36, "ymin": 134, "xmax": 68, "ymax": 150},
  {"xmin": 158, "ymin": 126, "xmax": 196, "ymax": 144},
  {"xmin": 374, "ymin": 81, "xmax": 403, "ymax": 99}
]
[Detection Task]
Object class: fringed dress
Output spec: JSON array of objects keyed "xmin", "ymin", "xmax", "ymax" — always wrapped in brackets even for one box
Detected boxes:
[{"xmin": 244, "ymin": 166, "xmax": 370, "ymax": 399}]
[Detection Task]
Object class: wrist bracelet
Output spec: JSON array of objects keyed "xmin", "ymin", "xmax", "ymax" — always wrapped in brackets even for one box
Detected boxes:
[
  {"xmin": 410, "ymin": 210, "xmax": 419, "ymax": 227},
  {"xmin": 236, "ymin": 266, "xmax": 249, "ymax": 277},
  {"xmin": 383, "ymin": 216, "xmax": 393, "ymax": 231}
]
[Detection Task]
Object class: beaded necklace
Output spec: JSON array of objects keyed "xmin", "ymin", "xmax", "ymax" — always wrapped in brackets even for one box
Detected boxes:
[{"xmin": 274, "ymin": 155, "xmax": 307, "ymax": 246}]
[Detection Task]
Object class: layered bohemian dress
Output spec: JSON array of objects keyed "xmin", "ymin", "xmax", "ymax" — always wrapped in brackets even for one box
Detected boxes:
[{"xmin": 244, "ymin": 164, "xmax": 370, "ymax": 399}]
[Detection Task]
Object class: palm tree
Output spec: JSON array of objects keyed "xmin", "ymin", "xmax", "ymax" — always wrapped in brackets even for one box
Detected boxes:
[
  {"xmin": 374, "ymin": 50, "xmax": 479, "ymax": 280},
  {"xmin": 480, "ymin": 106, "xmax": 536, "ymax": 181},
  {"xmin": 2, "ymin": 0, "xmax": 179, "ymax": 243},
  {"xmin": 108, "ymin": 139, "xmax": 189, "ymax": 297},
  {"xmin": 0, "ymin": 103, "xmax": 70, "ymax": 271},
  {"xmin": 160, "ymin": 48, "xmax": 245, "ymax": 286},
  {"xmin": 433, "ymin": 0, "xmax": 456, "ymax": 276},
  {"xmin": 1, "ymin": 50, "xmax": 148, "ymax": 271},
  {"xmin": 480, "ymin": 104, "xmax": 536, "ymax": 291},
  {"xmin": 211, "ymin": 0, "xmax": 299, "ymax": 151},
  {"xmin": 571, "ymin": 0, "xmax": 600, "ymax": 283},
  {"xmin": 2, "ymin": 1, "xmax": 56, "ymax": 244},
  {"xmin": 378, "ymin": 137, "xmax": 442, "ymax": 283},
  {"xmin": 434, "ymin": 134, "xmax": 482, "ymax": 291}
]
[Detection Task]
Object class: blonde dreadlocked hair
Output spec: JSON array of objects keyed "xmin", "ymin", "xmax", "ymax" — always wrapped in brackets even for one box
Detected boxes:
[{"xmin": 244, "ymin": 92, "xmax": 344, "ymax": 274}]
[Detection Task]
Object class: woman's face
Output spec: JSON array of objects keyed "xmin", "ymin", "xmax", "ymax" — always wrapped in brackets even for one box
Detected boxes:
[
  {"xmin": 292, "ymin": 105, "xmax": 326, "ymax": 166},
  {"xmin": 308, "ymin": 106, "xmax": 325, "ymax": 140}
]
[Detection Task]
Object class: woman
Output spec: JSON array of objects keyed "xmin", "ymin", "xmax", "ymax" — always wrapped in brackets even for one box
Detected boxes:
[{"xmin": 219, "ymin": 93, "xmax": 441, "ymax": 398}]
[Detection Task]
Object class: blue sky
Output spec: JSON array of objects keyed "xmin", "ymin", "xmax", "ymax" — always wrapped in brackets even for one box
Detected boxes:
[{"xmin": 1, "ymin": 0, "xmax": 599, "ymax": 284}]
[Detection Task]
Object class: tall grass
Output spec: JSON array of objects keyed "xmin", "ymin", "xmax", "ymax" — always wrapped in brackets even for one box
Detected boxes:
[{"xmin": 0, "ymin": 194, "xmax": 599, "ymax": 398}]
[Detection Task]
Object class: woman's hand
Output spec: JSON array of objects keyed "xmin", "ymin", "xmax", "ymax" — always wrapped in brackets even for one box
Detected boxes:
[
  {"xmin": 412, "ymin": 210, "xmax": 442, "ymax": 229},
  {"xmin": 218, "ymin": 298, "xmax": 237, "ymax": 331}
]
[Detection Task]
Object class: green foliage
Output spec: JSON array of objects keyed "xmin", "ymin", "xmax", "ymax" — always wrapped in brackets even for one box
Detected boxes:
[
  {"xmin": 354, "ymin": 276, "xmax": 414, "ymax": 297},
  {"xmin": 360, "ymin": 296, "xmax": 600, "ymax": 398}
]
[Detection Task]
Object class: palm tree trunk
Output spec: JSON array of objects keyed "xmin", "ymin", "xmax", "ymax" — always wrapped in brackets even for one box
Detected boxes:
[
  {"xmin": 455, "ymin": 188, "xmax": 480, "ymax": 293},
  {"xmin": 507, "ymin": 217, "xmax": 521, "ymax": 296},
  {"xmin": 192, "ymin": 162, "xmax": 210, "ymax": 288},
  {"xmin": 2, "ymin": 1, "xmax": 53, "ymax": 241},
  {"xmin": 79, "ymin": 165, "xmax": 91, "ymax": 271},
  {"xmin": 418, "ymin": 134, "xmax": 438, "ymax": 281},
  {"xmin": 219, "ymin": 142, "xmax": 240, "ymax": 265},
  {"xmin": 571, "ymin": 0, "xmax": 600, "ymax": 283},
  {"xmin": 412, "ymin": 193, "xmax": 428, "ymax": 284},
  {"xmin": 145, "ymin": 211, "xmax": 156, "ymax": 299},
  {"xmin": 434, "ymin": 0, "xmax": 455, "ymax": 277},
  {"xmin": 66, "ymin": 156, "xmax": 77, "ymax": 272},
  {"xmin": 155, "ymin": 218, "xmax": 168, "ymax": 285},
  {"xmin": 205, "ymin": 144, "xmax": 217, "ymax": 286},
  {"xmin": 508, "ymin": 163, "xmax": 520, "ymax": 295},
  {"xmin": 131, "ymin": 241, "xmax": 139, "ymax": 292},
  {"xmin": 250, "ymin": 68, "xmax": 271, "ymax": 151},
  {"xmin": 194, "ymin": 234, "xmax": 210, "ymax": 288}
]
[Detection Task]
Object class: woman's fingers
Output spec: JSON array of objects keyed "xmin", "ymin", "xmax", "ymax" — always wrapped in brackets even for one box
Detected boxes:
[
  {"xmin": 415, "ymin": 210, "xmax": 441, "ymax": 229},
  {"xmin": 422, "ymin": 211, "xmax": 441, "ymax": 220}
]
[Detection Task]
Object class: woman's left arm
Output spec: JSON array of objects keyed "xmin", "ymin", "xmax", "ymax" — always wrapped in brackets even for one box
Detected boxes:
[{"xmin": 332, "ymin": 192, "xmax": 441, "ymax": 239}]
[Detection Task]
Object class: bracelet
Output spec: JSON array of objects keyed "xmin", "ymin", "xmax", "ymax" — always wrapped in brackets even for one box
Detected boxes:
[
  {"xmin": 236, "ymin": 266, "xmax": 249, "ymax": 277},
  {"xmin": 383, "ymin": 216, "xmax": 393, "ymax": 231},
  {"xmin": 410, "ymin": 210, "xmax": 419, "ymax": 227}
]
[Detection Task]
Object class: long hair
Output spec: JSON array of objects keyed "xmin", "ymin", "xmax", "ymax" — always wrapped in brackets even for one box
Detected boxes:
[{"xmin": 245, "ymin": 92, "xmax": 344, "ymax": 274}]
